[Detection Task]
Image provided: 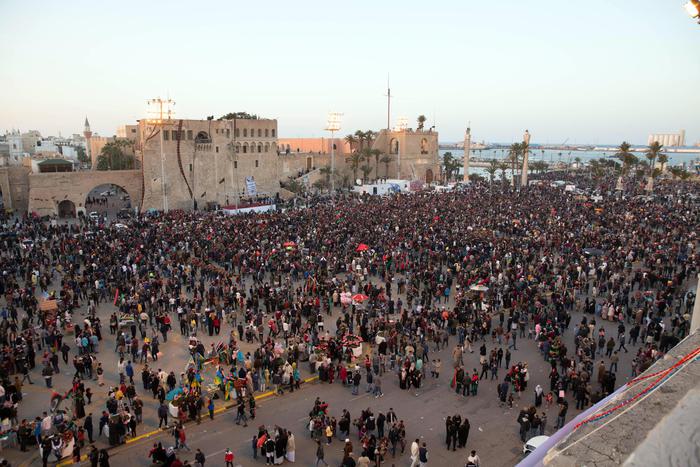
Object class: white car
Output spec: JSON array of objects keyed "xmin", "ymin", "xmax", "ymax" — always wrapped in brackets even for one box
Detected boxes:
[
  {"xmin": 89, "ymin": 211, "xmax": 99, "ymax": 220},
  {"xmin": 523, "ymin": 435, "xmax": 549, "ymax": 454},
  {"xmin": 114, "ymin": 223, "xmax": 128, "ymax": 229}
]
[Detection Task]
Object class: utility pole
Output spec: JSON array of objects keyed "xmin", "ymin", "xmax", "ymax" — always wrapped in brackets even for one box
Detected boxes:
[
  {"xmin": 147, "ymin": 97, "xmax": 175, "ymax": 212},
  {"xmin": 326, "ymin": 112, "xmax": 342, "ymax": 195},
  {"xmin": 385, "ymin": 74, "xmax": 391, "ymax": 130}
]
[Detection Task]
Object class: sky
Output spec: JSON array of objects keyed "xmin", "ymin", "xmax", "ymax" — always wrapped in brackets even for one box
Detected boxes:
[{"xmin": 1, "ymin": 0, "xmax": 698, "ymax": 145}]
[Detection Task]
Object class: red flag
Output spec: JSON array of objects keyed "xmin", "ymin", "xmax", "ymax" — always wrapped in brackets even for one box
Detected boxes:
[{"xmin": 114, "ymin": 288, "xmax": 119, "ymax": 305}]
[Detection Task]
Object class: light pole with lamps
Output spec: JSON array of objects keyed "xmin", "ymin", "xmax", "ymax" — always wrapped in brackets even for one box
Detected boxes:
[
  {"xmin": 325, "ymin": 112, "xmax": 342, "ymax": 193},
  {"xmin": 684, "ymin": 0, "xmax": 700, "ymax": 22},
  {"xmin": 146, "ymin": 97, "xmax": 175, "ymax": 212}
]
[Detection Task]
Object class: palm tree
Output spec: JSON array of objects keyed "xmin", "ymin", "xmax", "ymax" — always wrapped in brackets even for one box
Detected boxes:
[
  {"xmin": 657, "ymin": 153, "xmax": 668, "ymax": 172},
  {"xmin": 574, "ymin": 157, "xmax": 582, "ymax": 169},
  {"xmin": 646, "ymin": 141, "xmax": 663, "ymax": 190},
  {"xmin": 380, "ymin": 154, "xmax": 393, "ymax": 179},
  {"xmin": 354, "ymin": 130, "xmax": 366, "ymax": 150},
  {"xmin": 486, "ymin": 159, "xmax": 499, "ymax": 184},
  {"xmin": 363, "ymin": 130, "xmax": 376, "ymax": 149},
  {"xmin": 508, "ymin": 143, "xmax": 521, "ymax": 187},
  {"xmin": 360, "ymin": 163, "xmax": 373, "ymax": 183},
  {"xmin": 498, "ymin": 162, "xmax": 509, "ymax": 183},
  {"xmin": 417, "ymin": 115, "xmax": 427, "ymax": 131},
  {"xmin": 344, "ymin": 134, "xmax": 358, "ymax": 153},
  {"xmin": 369, "ymin": 149, "xmax": 382, "ymax": 181},
  {"xmin": 347, "ymin": 151, "xmax": 363, "ymax": 184},
  {"xmin": 442, "ymin": 152, "xmax": 454, "ymax": 182},
  {"xmin": 319, "ymin": 166, "xmax": 333, "ymax": 189},
  {"xmin": 615, "ymin": 141, "xmax": 638, "ymax": 175}
]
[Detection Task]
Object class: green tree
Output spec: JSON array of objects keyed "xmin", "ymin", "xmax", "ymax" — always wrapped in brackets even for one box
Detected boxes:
[
  {"xmin": 369, "ymin": 149, "xmax": 382, "ymax": 181},
  {"xmin": 498, "ymin": 161, "xmax": 509, "ymax": 183},
  {"xmin": 646, "ymin": 141, "xmax": 663, "ymax": 176},
  {"xmin": 218, "ymin": 112, "xmax": 259, "ymax": 120},
  {"xmin": 344, "ymin": 134, "xmax": 358, "ymax": 153},
  {"xmin": 615, "ymin": 141, "xmax": 638, "ymax": 175},
  {"xmin": 360, "ymin": 163, "xmax": 373, "ymax": 183},
  {"xmin": 319, "ymin": 166, "xmax": 334, "ymax": 188},
  {"xmin": 417, "ymin": 115, "xmax": 426, "ymax": 131},
  {"xmin": 380, "ymin": 154, "xmax": 393, "ymax": 179},
  {"xmin": 486, "ymin": 159, "xmax": 499, "ymax": 184},
  {"xmin": 508, "ymin": 143, "xmax": 522, "ymax": 186},
  {"xmin": 76, "ymin": 146, "xmax": 90, "ymax": 168},
  {"xmin": 96, "ymin": 140, "xmax": 135, "ymax": 171},
  {"xmin": 468, "ymin": 173, "xmax": 484, "ymax": 183},
  {"xmin": 657, "ymin": 153, "xmax": 668, "ymax": 172},
  {"xmin": 347, "ymin": 151, "xmax": 363, "ymax": 184}
]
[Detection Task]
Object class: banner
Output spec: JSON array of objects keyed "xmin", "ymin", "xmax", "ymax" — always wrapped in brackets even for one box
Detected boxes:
[{"xmin": 245, "ymin": 176, "xmax": 257, "ymax": 196}]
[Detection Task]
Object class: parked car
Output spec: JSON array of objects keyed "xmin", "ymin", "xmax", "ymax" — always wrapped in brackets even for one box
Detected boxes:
[{"xmin": 523, "ymin": 435, "xmax": 549, "ymax": 455}]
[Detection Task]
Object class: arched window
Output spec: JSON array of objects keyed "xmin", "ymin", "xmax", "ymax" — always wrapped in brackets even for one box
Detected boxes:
[
  {"xmin": 243, "ymin": 128, "xmax": 248, "ymax": 137},
  {"xmin": 258, "ymin": 144, "xmax": 262, "ymax": 153},
  {"xmin": 272, "ymin": 129, "xmax": 276, "ymax": 137},
  {"xmin": 265, "ymin": 129, "xmax": 269, "ymax": 137},
  {"xmin": 235, "ymin": 128, "xmax": 240, "ymax": 137},
  {"xmin": 390, "ymin": 138, "xmax": 399, "ymax": 154},
  {"xmin": 235, "ymin": 143, "xmax": 241, "ymax": 153},
  {"xmin": 195, "ymin": 131, "xmax": 211, "ymax": 144},
  {"xmin": 243, "ymin": 143, "xmax": 248, "ymax": 153},
  {"xmin": 257, "ymin": 129, "xmax": 262, "ymax": 137},
  {"xmin": 250, "ymin": 143, "xmax": 255, "ymax": 153},
  {"xmin": 264, "ymin": 143, "xmax": 270, "ymax": 152}
]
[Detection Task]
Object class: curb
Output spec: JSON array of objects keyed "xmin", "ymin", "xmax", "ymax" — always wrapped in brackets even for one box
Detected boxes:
[{"xmin": 56, "ymin": 375, "xmax": 319, "ymax": 466}]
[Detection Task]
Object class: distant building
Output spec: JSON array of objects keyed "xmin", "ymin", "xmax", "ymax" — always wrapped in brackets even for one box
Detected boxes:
[
  {"xmin": 648, "ymin": 130, "xmax": 685, "ymax": 147},
  {"xmin": 277, "ymin": 138, "xmax": 351, "ymax": 156}
]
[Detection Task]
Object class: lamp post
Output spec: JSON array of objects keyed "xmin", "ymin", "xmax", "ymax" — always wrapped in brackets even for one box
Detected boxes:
[
  {"xmin": 146, "ymin": 97, "xmax": 175, "ymax": 212},
  {"xmin": 684, "ymin": 0, "xmax": 700, "ymax": 22},
  {"xmin": 325, "ymin": 112, "xmax": 342, "ymax": 194}
]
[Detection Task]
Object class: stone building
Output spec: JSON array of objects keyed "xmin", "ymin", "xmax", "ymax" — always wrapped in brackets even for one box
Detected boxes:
[
  {"xmin": 138, "ymin": 117, "xmax": 279, "ymax": 210},
  {"xmin": 371, "ymin": 128, "xmax": 440, "ymax": 183}
]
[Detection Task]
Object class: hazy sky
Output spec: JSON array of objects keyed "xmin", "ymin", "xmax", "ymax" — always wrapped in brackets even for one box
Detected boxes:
[{"xmin": 1, "ymin": 0, "xmax": 698, "ymax": 144}]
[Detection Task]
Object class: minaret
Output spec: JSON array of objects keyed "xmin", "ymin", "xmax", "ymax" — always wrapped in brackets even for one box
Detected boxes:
[
  {"xmin": 83, "ymin": 117, "xmax": 93, "ymax": 168},
  {"xmin": 463, "ymin": 126, "xmax": 471, "ymax": 183},
  {"xmin": 521, "ymin": 129, "xmax": 531, "ymax": 188}
]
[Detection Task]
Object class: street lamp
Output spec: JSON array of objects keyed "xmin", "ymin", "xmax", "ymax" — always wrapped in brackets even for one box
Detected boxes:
[
  {"xmin": 325, "ymin": 112, "xmax": 342, "ymax": 193},
  {"xmin": 684, "ymin": 0, "xmax": 700, "ymax": 21},
  {"xmin": 146, "ymin": 97, "xmax": 175, "ymax": 212}
]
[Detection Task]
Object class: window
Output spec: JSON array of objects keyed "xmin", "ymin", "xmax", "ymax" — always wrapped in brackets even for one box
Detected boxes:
[
  {"xmin": 187, "ymin": 130, "xmax": 193, "ymax": 140},
  {"xmin": 257, "ymin": 129, "xmax": 262, "ymax": 137},
  {"xmin": 271, "ymin": 129, "xmax": 276, "ymax": 137},
  {"xmin": 265, "ymin": 129, "xmax": 269, "ymax": 137},
  {"xmin": 257, "ymin": 144, "xmax": 262, "ymax": 153},
  {"xmin": 243, "ymin": 129, "xmax": 248, "ymax": 137},
  {"xmin": 255, "ymin": 159, "xmax": 259, "ymax": 168},
  {"xmin": 226, "ymin": 129, "xmax": 230, "ymax": 138},
  {"xmin": 234, "ymin": 161, "xmax": 238, "ymax": 169},
  {"xmin": 235, "ymin": 143, "xmax": 240, "ymax": 153},
  {"xmin": 235, "ymin": 128, "xmax": 240, "ymax": 137},
  {"xmin": 216, "ymin": 146, "xmax": 219, "ymax": 153},
  {"xmin": 243, "ymin": 144, "xmax": 247, "ymax": 153},
  {"xmin": 189, "ymin": 164, "xmax": 192, "ymax": 172},
  {"xmin": 131, "ymin": 128, "xmax": 136, "ymax": 134},
  {"xmin": 215, "ymin": 129, "xmax": 219, "ymax": 134},
  {"xmin": 163, "ymin": 130, "xmax": 169, "ymax": 141}
]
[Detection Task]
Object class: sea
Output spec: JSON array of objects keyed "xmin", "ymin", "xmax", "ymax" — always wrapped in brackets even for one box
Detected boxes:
[{"xmin": 439, "ymin": 148, "xmax": 700, "ymax": 179}]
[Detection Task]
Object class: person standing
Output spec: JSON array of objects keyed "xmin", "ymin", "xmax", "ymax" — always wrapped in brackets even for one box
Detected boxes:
[
  {"xmin": 178, "ymin": 425, "xmax": 191, "ymax": 451},
  {"xmin": 556, "ymin": 401, "xmax": 568, "ymax": 429},
  {"xmin": 466, "ymin": 450, "xmax": 481, "ymax": 466},
  {"xmin": 409, "ymin": 438, "xmax": 420, "ymax": 467},
  {"xmin": 418, "ymin": 442, "xmax": 429, "ymax": 466},
  {"xmin": 84, "ymin": 413, "xmax": 94, "ymax": 443},
  {"xmin": 194, "ymin": 448, "xmax": 206, "ymax": 465},
  {"xmin": 235, "ymin": 398, "xmax": 248, "ymax": 427},
  {"xmin": 315, "ymin": 439, "xmax": 329, "ymax": 466},
  {"xmin": 224, "ymin": 448, "xmax": 234, "ymax": 467}
]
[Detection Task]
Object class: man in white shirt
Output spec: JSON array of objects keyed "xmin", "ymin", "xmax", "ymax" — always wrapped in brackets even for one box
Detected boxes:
[{"xmin": 409, "ymin": 438, "xmax": 420, "ymax": 467}]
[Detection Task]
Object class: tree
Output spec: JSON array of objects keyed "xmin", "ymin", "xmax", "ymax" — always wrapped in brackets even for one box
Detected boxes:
[
  {"xmin": 574, "ymin": 157, "xmax": 582, "ymax": 168},
  {"xmin": 312, "ymin": 178, "xmax": 329, "ymax": 192},
  {"xmin": 319, "ymin": 166, "xmax": 334, "ymax": 189},
  {"xmin": 380, "ymin": 154, "xmax": 393, "ymax": 179},
  {"xmin": 498, "ymin": 162, "xmax": 509, "ymax": 183},
  {"xmin": 657, "ymin": 153, "xmax": 668, "ymax": 172},
  {"xmin": 344, "ymin": 134, "xmax": 358, "ymax": 153},
  {"xmin": 354, "ymin": 130, "xmax": 367, "ymax": 150},
  {"xmin": 347, "ymin": 152, "xmax": 364, "ymax": 184},
  {"xmin": 468, "ymin": 173, "xmax": 485, "ymax": 183},
  {"xmin": 646, "ymin": 141, "xmax": 663, "ymax": 175},
  {"xmin": 368, "ymin": 149, "xmax": 382, "ymax": 181},
  {"xmin": 284, "ymin": 177, "xmax": 306, "ymax": 195},
  {"xmin": 615, "ymin": 141, "xmax": 638, "ymax": 175},
  {"xmin": 76, "ymin": 146, "xmax": 90, "ymax": 168},
  {"xmin": 508, "ymin": 143, "xmax": 522, "ymax": 187},
  {"xmin": 417, "ymin": 115, "xmax": 426, "ymax": 131},
  {"xmin": 486, "ymin": 159, "xmax": 499, "ymax": 184},
  {"xmin": 442, "ymin": 152, "xmax": 462, "ymax": 183},
  {"xmin": 96, "ymin": 140, "xmax": 135, "ymax": 171},
  {"xmin": 360, "ymin": 163, "xmax": 373, "ymax": 183},
  {"xmin": 218, "ymin": 112, "xmax": 259, "ymax": 120}
]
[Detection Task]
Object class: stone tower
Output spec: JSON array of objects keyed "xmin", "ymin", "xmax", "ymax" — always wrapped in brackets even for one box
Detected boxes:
[
  {"xmin": 463, "ymin": 127, "xmax": 471, "ymax": 182},
  {"xmin": 83, "ymin": 117, "xmax": 93, "ymax": 168}
]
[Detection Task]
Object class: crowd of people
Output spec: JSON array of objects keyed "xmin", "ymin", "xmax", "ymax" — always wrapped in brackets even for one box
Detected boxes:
[{"xmin": 0, "ymin": 172, "xmax": 697, "ymax": 465}]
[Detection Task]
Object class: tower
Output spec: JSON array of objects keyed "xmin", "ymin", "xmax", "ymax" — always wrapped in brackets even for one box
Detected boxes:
[
  {"xmin": 521, "ymin": 129, "xmax": 531, "ymax": 188},
  {"xmin": 463, "ymin": 126, "xmax": 471, "ymax": 183},
  {"xmin": 83, "ymin": 117, "xmax": 93, "ymax": 168}
]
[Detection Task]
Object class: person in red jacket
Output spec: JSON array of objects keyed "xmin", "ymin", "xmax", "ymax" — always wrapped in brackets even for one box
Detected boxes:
[{"xmin": 224, "ymin": 448, "xmax": 234, "ymax": 467}]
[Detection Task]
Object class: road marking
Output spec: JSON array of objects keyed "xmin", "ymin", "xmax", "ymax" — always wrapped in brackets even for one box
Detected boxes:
[{"xmin": 56, "ymin": 374, "xmax": 319, "ymax": 466}]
